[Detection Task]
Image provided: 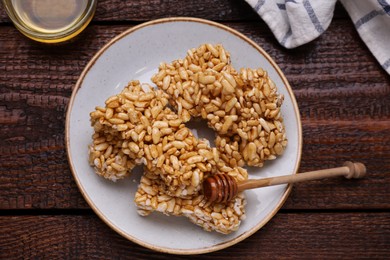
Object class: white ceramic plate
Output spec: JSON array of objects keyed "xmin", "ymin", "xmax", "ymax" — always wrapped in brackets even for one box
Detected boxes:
[{"xmin": 66, "ymin": 17, "xmax": 302, "ymax": 255}]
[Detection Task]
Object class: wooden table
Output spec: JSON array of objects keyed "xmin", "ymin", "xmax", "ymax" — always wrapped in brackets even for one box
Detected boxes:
[{"xmin": 1, "ymin": 1, "xmax": 389, "ymax": 258}]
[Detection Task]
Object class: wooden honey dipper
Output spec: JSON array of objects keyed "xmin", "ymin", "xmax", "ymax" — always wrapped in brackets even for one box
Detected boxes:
[{"xmin": 202, "ymin": 161, "xmax": 366, "ymax": 203}]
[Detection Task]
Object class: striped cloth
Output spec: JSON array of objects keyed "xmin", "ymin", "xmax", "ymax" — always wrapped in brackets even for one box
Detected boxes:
[{"xmin": 245, "ymin": 0, "xmax": 390, "ymax": 75}]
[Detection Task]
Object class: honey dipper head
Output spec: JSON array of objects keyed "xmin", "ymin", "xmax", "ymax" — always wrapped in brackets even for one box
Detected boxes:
[
  {"xmin": 202, "ymin": 176, "xmax": 219, "ymax": 203},
  {"xmin": 202, "ymin": 174, "xmax": 238, "ymax": 203}
]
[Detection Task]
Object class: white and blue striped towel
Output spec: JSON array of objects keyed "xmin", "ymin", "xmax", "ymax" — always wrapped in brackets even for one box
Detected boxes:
[{"xmin": 245, "ymin": 0, "xmax": 390, "ymax": 75}]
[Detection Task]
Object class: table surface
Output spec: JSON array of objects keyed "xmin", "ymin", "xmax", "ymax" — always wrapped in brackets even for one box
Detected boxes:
[{"xmin": 1, "ymin": 1, "xmax": 389, "ymax": 258}]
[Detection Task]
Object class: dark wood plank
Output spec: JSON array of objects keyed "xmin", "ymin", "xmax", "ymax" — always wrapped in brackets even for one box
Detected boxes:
[
  {"xmin": 1, "ymin": 20, "xmax": 389, "ymax": 210},
  {"xmin": 0, "ymin": 1, "xmax": 349, "ymax": 24},
  {"xmin": 0, "ymin": 0, "xmax": 258, "ymax": 23},
  {"xmin": 0, "ymin": 212, "xmax": 389, "ymax": 258}
]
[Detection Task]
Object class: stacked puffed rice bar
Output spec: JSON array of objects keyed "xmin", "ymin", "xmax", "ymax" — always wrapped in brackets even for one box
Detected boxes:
[{"xmin": 88, "ymin": 44, "xmax": 287, "ymax": 234}]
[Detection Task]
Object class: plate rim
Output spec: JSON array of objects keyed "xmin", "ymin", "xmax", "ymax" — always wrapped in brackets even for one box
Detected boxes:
[{"xmin": 65, "ymin": 17, "xmax": 302, "ymax": 255}]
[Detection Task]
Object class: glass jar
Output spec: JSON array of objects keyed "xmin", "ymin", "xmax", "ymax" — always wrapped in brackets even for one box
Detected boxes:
[{"xmin": 2, "ymin": 0, "xmax": 97, "ymax": 43}]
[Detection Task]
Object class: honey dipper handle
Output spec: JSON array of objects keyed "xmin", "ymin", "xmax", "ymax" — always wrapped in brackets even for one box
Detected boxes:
[{"xmin": 237, "ymin": 162, "xmax": 366, "ymax": 192}]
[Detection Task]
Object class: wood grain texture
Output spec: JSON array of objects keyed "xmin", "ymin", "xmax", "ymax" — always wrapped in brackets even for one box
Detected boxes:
[
  {"xmin": 0, "ymin": 1, "xmax": 349, "ymax": 24},
  {"xmin": 0, "ymin": 213, "xmax": 389, "ymax": 258},
  {"xmin": 0, "ymin": 0, "xmax": 256, "ymax": 23},
  {"xmin": 1, "ymin": 0, "xmax": 388, "ymax": 258},
  {"xmin": 1, "ymin": 19, "xmax": 389, "ymax": 210}
]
